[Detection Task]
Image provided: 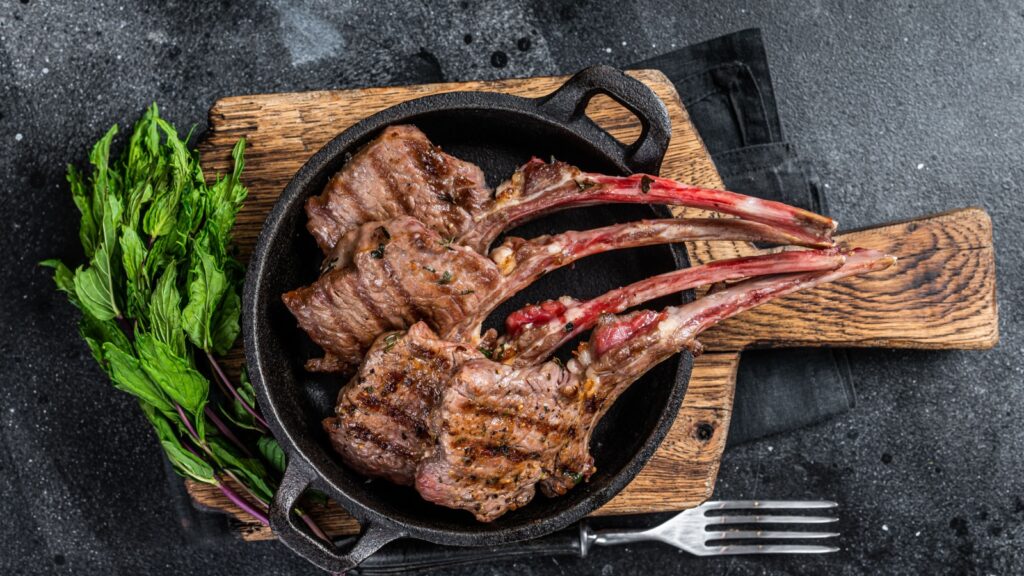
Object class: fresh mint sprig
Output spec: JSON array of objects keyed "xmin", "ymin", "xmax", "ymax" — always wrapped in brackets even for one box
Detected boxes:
[{"xmin": 42, "ymin": 104, "xmax": 325, "ymax": 539}]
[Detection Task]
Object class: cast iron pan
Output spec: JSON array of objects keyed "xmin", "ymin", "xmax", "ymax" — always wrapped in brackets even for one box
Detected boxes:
[{"xmin": 244, "ymin": 65, "xmax": 695, "ymax": 572}]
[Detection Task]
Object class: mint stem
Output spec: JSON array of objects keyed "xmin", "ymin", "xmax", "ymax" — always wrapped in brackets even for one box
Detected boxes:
[
  {"xmin": 222, "ymin": 468, "xmax": 267, "ymax": 505},
  {"xmin": 205, "ymin": 352, "xmax": 270, "ymax": 430},
  {"xmin": 222, "ymin": 469, "xmax": 330, "ymax": 543},
  {"xmin": 175, "ymin": 403, "xmax": 200, "ymax": 441},
  {"xmin": 179, "ymin": 411, "xmax": 275, "ymax": 529},
  {"xmin": 115, "ymin": 315, "xmax": 134, "ymax": 341},
  {"xmin": 204, "ymin": 406, "xmax": 253, "ymax": 457},
  {"xmin": 299, "ymin": 510, "xmax": 331, "ymax": 543},
  {"xmin": 217, "ymin": 479, "xmax": 269, "ymax": 525}
]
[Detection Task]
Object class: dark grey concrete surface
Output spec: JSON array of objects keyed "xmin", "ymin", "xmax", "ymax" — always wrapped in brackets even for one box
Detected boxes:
[{"xmin": 1, "ymin": 1, "xmax": 1021, "ymax": 574}]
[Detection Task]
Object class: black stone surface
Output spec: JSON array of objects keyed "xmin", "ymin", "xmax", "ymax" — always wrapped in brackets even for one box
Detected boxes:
[{"xmin": 0, "ymin": 1, "xmax": 1020, "ymax": 574}]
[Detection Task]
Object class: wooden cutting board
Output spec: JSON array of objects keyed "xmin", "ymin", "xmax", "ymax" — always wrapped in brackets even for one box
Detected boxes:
[{"xmin": 187, "ymin": 70, "xmax": 998, "ymax": 540}]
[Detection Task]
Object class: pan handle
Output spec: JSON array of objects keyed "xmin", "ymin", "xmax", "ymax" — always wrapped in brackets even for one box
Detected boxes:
[
  {"xmin": 535, "ymin": 65, "xmax": 672, "ymax": 174},
  {"xmin": 270, "ymin": 459, "xmax": 404, "ymax": 573}
]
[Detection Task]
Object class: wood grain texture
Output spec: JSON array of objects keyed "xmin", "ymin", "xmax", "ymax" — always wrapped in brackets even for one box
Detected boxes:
[
  {"xmin": 189, "ymin": 70, "xmax": 998, "ymax": 540},
  {"xmin": 700, "ymin": 208, "xmax": 998, "ymax": 350}
]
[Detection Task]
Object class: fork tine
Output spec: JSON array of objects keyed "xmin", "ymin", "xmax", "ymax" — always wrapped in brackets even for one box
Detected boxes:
[
  {"xmin": 708, "ymin": 515, "xmax": 839, "ymax": 525},
  {"xmin": 701, "ymin": 500, "xmax": 838, "ymax": 511},
  {"xmin": 707, "ymin": 544, "xmax": 840, "ymax": 555},
  {"xmin": 705, "ymin": 530, "xmax": 839, "ymax": 541}
]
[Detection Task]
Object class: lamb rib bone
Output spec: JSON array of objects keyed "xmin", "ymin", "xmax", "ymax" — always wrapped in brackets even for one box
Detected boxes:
[
  {"xmin": 414, "ymin": 248, "xmax": 896, "ymax": 522},
  {"xmin": 285, "ymin": 216, "xmax": 816, "ymax": 373},
  {"xmin": 323, "ymin": 248, "xmax": 848, "ymax": 486},
  {"xmin": 457, "ymin": 158, "xmax": 838, "ymax": 253},
  {"xmin": 497, "ymin": 248, "xmax": 849, "ymax": 364},
  {"xmin": 303, "ymin": 125, "xmax": 837, "ymax": 256}
]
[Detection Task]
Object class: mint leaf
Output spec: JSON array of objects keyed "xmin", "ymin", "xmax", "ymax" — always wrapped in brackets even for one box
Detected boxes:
[
  {"xmin": 79, "ymin": 308, "xmax": 130, "ymax": 366},
  {"xmin": 163, "ymin": 439, "xmax": 215, "ymax": 483},
  {"xmin": 209, "ymin": 288, "xmax": 240, "ymax": 356},
  {"xmin": 143, "ymin": 189, "xmax": 180, "ymax": 239},
  {"xmin": 135, "ymin": 332, "xmax": 208, "ymax": 418},
  {"xmin": 126, "ymin": 182, "xmax": 154, "ymax": 231},
  {"xmin": 208, "ymin": 436, "xmax": 274, "ymax": 502},
  {"xmin": 257, "ymin": 436, "xmax": 286, "ymax": 475},
  {"xmin": 67, "ymin": 165, "xmax": 98, "ymax": 259},
  {"xmin": 73, "ymin": 250, "xmax": 119, "ymax": 321},
  {"xmin": 149, "ymin": 265, "xmax": 186, "ymax": 357},
  {"xmin": 126, "ymin": 105, "xmax": 162, "ymax": 189},
  {"xmin": 120, "ymin": 227, "xmax": 148, "ymax": 318},
  {"xmin": 206, "ymin": 138, "xmax": 247, "ymax": 257},
  {"xmin": 120, "ymin": 227, "xmax": 146, "ymax": 281},
  {"xmin": 40, "ymin": 259, "xmax": 77, "ymax": 304},
  {"xmin": 181, "ymin": 236, "xmax": 228, "ymax": 352},
  {"xmin": 238, "ymin": 368, "xmax": 257, "ymax": 407},
  {"xmin": 74, "ymin": 194, "xmax": 124, "ymax": 321},
  {"xmin": 222, "ymin": 367, "xmax": 263, "ymax": 429},
  {"xmin": 88, "ymin": 124, "xmax": 118, "ymax": 226},
  {"xmin": 304, "ymin": 490, "xmax": 329, "ymax": 507},
  {"xmin": 141, "ymin": 402, "xmax": 215, "ymax": 483},
  {"xmin": 144, "ymin": 235, "xmax": 174, "ymax": 283},
  {"xmin": 156, "ymin": 117, "xmax": 196, "ymax": 198},
  {"xmin": 103, "ymin": 342, "xmax": 173, "ymax": 413},
  {"xmin": 142, "ymin": 118, "xmax": 197, "ymax": 240},
  {"xmin": 219, "ymin": 401, "xmax": 260, "ymax": 432},
  {"xmin": 218, "ymin": 368, "xmax": 259, "ymax": 430}
]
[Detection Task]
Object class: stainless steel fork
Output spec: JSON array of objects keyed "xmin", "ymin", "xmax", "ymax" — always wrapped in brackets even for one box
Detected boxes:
[
  {"xmin": 354, "ymin": 500, "xmax": 840, "ymax": 574},
  {"xmin": 581, "ymin": 500, "xmax": 840, "ymax": 556}
]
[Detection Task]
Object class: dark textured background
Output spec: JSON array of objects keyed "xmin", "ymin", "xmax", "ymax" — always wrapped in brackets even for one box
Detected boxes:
[{"xmin": 1, "ymin": 1, "xmax": 1021, "ymax": 574}]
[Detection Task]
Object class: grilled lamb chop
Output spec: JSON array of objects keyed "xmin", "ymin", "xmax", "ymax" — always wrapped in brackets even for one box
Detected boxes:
[
  {"xmin": 285, "ymin": 216, "xmax": 813, "ymax": 372},
  {"xmin": 324, "ymin": 249, "xmax": 848, "ymax": 485},
  {"xmin": 414, "ymin": 249, "xmax": 896, "ymax": 521},
  {"xmin": 326, "ymin": 321, "xmax": 480, "ymax": 485},
  {"xmin": 306, "ymin": 126, "xmax": 837, "ymax": 255},
  {"xmin": 305, "ymin": 125, "xmax": 493, "ymax": 254}
]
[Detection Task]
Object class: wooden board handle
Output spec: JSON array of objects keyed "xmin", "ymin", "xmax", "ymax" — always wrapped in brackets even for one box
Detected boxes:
[{"xmin": 699, "ymin": 207, "xmax": 999, "ymax": 350}]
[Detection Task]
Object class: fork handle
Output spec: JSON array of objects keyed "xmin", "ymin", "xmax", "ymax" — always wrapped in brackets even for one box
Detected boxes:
[
  {"xmin": 584, "ymin": 524, "xmax": 653, "ymax": 552},
  {"xmin": 352, "ymin": 529, "xmax": 583, "ymax": 575}
]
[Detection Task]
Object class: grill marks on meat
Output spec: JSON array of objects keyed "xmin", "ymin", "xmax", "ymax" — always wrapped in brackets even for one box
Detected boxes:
[
  {"xmin": 305, "ymin": 125, "xmax": 491, "ymax": 253},
  {"xmin": 415, "ymin": 359, "xmax": 579, "ymax": 519},
  {"xmin": 414, "ymin": 249, "xmax": 895, "ymax": 521},
  {"xmin": 324, "ymin": 322, "xmax": 481, "ymax": 485}
]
